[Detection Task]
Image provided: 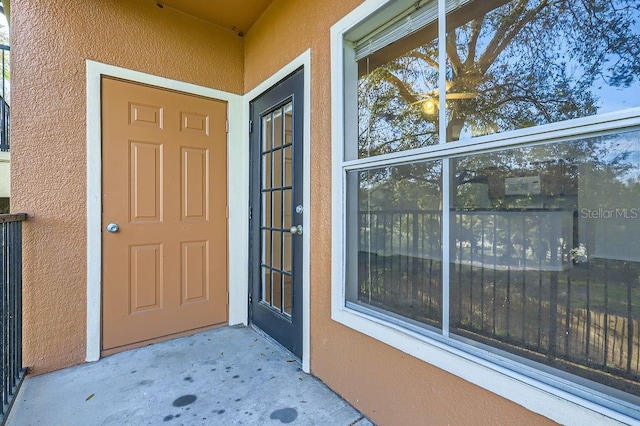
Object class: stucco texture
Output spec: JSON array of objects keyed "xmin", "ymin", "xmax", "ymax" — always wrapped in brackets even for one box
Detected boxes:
[
  {"xmin": 11, "ymin": 0, "xmax": 243, "ymax": 375},
  {"xmin": 12, "ymin": 0, "xmax": 558, "ymax": 422},
  {"xmin": 244, "ymin": 1, "xmax": 555, "ymax": 425}
]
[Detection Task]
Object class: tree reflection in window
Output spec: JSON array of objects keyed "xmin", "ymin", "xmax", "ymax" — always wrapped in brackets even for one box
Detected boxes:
[{"xmin": 357, "ymin": 0, "xmax": 640, "ymax": 156}]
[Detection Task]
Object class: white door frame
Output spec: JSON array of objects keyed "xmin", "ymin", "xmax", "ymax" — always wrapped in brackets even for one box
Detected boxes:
[
  {"xmin": 243, "ymin": 50, "xmax": 312, "ymax": 373},
  {"xmin": 86, "ymin": 55, "xmax": 311, "ymax": 373},
  {"xmin": 85, "ymin": 61, "xmax": 247, "ymax": 361}
]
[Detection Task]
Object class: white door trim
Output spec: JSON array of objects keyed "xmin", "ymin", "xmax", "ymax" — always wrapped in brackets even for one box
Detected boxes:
[
  {"xmin": 86, "ymin": 61, "xmax": 247, "ymax": 361},
  {"xmin": 243, "ymin": 50, "xmax": 312, "ymax": 373}
]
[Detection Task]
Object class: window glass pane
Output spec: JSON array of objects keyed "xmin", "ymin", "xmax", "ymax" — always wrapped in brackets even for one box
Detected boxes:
[
  {"xmin": 272, "ymin": 230, "xmax": 282, "ymax": 271},
  {"xmin": 262, "ymin": 229, "xmax": 271, "ymax": 264},
  {"xmin": 273, "ymin": 190, "xmax": 283, "ymax": 229},
  {"xmin": 262, "ymin": 152, "xmax": 272, "ymax": 189},
  {"xmin": 284, "ymin": 103, "xmax": 293, "ymax": 144},
  {"xmin": 284, "ymin": 146, "xmax": 293, "ymax": 189},
  {"xmin": 262, "ymin": 114, "xmax": 272, "ymax": 151},
  {"xmin": 446, "ymin": 0, "xmax": 640, "ymax": 142},
  {"xmin": 273, "ymin": 109, "xmax": 283, "ymax": 148},
  {"xmin": 450, "ymin": 130, "xmax": 640, "ymax": 397},
  {"xmin": 284, "ymin": 273, "xmax": 293, "ymax": 316},
  {"xmin": 283, "ymin": 189, "xmax": 292, "ymax": 230},
  {"xmin": 273, "ymin": 271, "xmax": 283, "ymax": 311},
  {"xmin": 347, "ymin": 160, "xmax": 443, "ymax": 329},
  {"xmin": 274, "ymin": 147, "xmax": 283, "ymax": 189},
  {"xmin": 357, "ymin": 21, "xmax": 440, "ymax": 158},
  {"xmin": 262, "ymin": 266, "xmax": 272, "ymax": 304},
  {"xmin": 263, "ymin": 190, "xmax": 272, "ymax": 228}
]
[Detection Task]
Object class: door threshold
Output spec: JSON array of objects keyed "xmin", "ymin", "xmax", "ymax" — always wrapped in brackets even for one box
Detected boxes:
[
  {"xmin": 250, "ymin": 323, "xmax": 301, "ymax": 365},
  {"xmin": 101, "ymin": 322, "xmax": 227, "ymax": 357}
]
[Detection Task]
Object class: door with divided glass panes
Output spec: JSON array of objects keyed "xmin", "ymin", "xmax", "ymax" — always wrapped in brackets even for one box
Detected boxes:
[{"xmin": 249, "ymin": 69, "xmax": 304, "ymax": 359}]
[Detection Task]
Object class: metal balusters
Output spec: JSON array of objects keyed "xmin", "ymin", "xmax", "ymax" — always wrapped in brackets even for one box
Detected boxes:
[
  {"xmin": 565, "ymin": 269, "xmax": 572, "ymax": 356},
  {"xmin": 480, "ymin": 214, "xmax": 485, "ymax": 332},
  {"xmin": 521, "ymin": 215, "xmax": 527, "ymax": 342},
  {"xmin": 469, "ymin": 215, "xmax": 474, "ymax": 328},
  {"xmin": 457, "ymin": 213, "xmax": 463, "ymax": 324},
  {"xmin": 492, "ymin": 214, "xmax": 498, "ymax": 336},
  {"xmin": 0, "ymin": 214, "xmax": 26, "ymax": 423},
  {"xmin": 537, "ymin": 214, "xmax": 543, "ymax": 351},
  {"xmin": 626, "ymin": 262, "xmax": 634, "ymax": 373},
  {"xmin": 604, "ymin": 262, "xmax": 609, "ymax": 369},
  {"xmin": 506, "ymin": 214, "xmax": 512, "ymax": 339},
  {"xmin": 357, "ymin": 209, "xmax": 639, "ymax": 390}
]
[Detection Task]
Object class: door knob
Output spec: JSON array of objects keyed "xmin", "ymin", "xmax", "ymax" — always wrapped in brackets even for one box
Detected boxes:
[
  {"xmin": 106, "ymin": 223, "xmax": 120, "ymax": 233},
  {"xmin": 289, "ymin": 225, "xmax": 303, "ymax": 235}
]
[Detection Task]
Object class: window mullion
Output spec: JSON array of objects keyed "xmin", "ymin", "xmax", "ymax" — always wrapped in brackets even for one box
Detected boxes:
[
  {"xmin": 442, "ymin": 159, "xmax": 451, "ymax": 337},
  {"xmin": 438, "ymin": 0, "xmax": 447, "ymax": 144},
  {"xmin": 438, "ymin": 0, "xmax": 450, "ymax": 337}
]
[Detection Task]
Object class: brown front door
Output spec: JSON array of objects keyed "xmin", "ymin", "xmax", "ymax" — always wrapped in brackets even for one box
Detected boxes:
[{"xmin": 101, "ymin": 77, "xmax": 228, "ymax": 353}]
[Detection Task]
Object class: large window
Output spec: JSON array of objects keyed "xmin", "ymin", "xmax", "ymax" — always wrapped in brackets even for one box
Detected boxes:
[
  {"xmin": 449, "ymin": 134, "xmax": 640, "ymax": 396},
  {"xmin": 335, "ymin": 0, "xmax": 640, "ymax": 420}
]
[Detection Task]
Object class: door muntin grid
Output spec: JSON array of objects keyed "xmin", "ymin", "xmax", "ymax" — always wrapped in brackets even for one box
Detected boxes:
[{"xmin": 260, "ymin": 102, "xmax": 294, "ymax": 317}]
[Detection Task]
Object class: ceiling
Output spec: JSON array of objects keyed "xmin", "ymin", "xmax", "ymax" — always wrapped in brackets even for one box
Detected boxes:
[{"xmin": 156, "ymin": 0, "xmax": 274, "ymax": 34}]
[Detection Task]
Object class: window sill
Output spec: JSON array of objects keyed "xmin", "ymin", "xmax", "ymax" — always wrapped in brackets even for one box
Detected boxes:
[{"xmin": 330, "ymin": 302, "xmax": 640, "ymax": 425}]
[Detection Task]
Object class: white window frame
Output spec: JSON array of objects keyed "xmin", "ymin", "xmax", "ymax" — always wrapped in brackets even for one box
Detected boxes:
[{"xmin": 330, "ymin": 1, "xmax": 640, "ymax": 424}]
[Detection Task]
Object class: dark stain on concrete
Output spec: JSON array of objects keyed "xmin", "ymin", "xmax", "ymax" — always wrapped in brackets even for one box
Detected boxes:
[
  {"xmin": 184, "ymin": 376, "xmax": 194, "ymax": 382},
  {"xmin": 217, "ymin": 409, "xmax": 225, "ymax": 414},
  {"xmin": 163, "ymin": 414, "xmax": 174, "ymax": 421},
  {"xmin": 232, "ymin": 375, "xmax": 240, "ymax": 379},
  {"xmin": 173, "ymin": 395, "xmax": 197, "ymax": 407},
  {"xmin": 270, "ymin": 408, "xmax": 298, "ymax": 424}
]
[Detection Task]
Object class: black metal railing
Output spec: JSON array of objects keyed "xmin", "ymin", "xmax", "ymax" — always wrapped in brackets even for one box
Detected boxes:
[
  {"xmin": 358, "ymin": 209, "xmax": 443, "ymax": 326},
  {"xmin": 0, "ymin": 45, "xmax": 9, "ymax": 153},
  {"xmin": 358, "ymin": 209, "xmax": 640, "ymax": 395},
  {"xmin": 0, "ymin": 213, "xmax": 26, "ymax": 423}
]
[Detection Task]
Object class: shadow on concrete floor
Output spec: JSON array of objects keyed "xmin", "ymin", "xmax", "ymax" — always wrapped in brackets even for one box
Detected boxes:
[{"xmin": 7, "ymin": 325, "xmax": 374, "ymax": 426}]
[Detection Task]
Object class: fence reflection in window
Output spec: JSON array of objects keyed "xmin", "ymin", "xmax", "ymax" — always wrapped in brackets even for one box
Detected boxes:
[
  {"xmin": 350, "ymin": 130, "xmax": 640, "ymax": 396},
  {"xmin": 452, "ymin": 131, "xmax": 640, "ymax": 395}
]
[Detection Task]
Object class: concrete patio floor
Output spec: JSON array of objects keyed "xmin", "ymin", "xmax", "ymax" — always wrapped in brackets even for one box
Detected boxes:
[{"xmin": 7, "ymin": 325, "xmax": 373, "ymax": 426}]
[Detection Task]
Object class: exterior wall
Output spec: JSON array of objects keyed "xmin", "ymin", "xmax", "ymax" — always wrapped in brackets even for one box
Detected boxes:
[
  {"xmin": 7, "ymin": 0, "xmax": 570, "ymax": 422},
  {"xmin": 244, "ymin": 1, "xmax": 554, "ymax": 425},
  {"xmin": 11, "ymin": 0, "xmax": 244, "ymax": 375}
]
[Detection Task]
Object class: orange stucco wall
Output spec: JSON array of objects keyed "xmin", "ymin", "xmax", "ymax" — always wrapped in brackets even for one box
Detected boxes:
[
  {"xmin": 11, "ymin": 0, "xmax": 243, "ymax": 375},
  {"xmin": 12, "ymin": 0, "xmax": 556, "ymax": 423},
  {"xmin": 244, "ymin": 1, "xmax": 555, "ymax": 425}
]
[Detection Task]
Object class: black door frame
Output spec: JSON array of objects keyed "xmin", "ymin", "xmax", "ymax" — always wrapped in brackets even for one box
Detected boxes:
[{"xmin": 249, "ymin": 67, "xmax": 304, "ymax": 359}]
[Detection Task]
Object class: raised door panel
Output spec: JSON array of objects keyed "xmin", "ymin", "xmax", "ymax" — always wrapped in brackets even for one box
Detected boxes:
[
  {"xmin": 180, "ymin": 111, "xmax": 209, "ymax": 136},
  {"xmin": 130, "ymin": 141, "xmax": 163, "ymax": 223},
  {"xmin": 130, "ymin": 103, "xmax": 164, "ymax": 129},
  {"xmin": 129, "ymin": 244, "xmax": 163, "ymax": 313},
  {"xmin": 181, "ymin": 147, "xmax": 209, "ymax": 221},
  {"xmin": 181, "ymin": 241, "xmax": 209, "ymax": 304}
]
